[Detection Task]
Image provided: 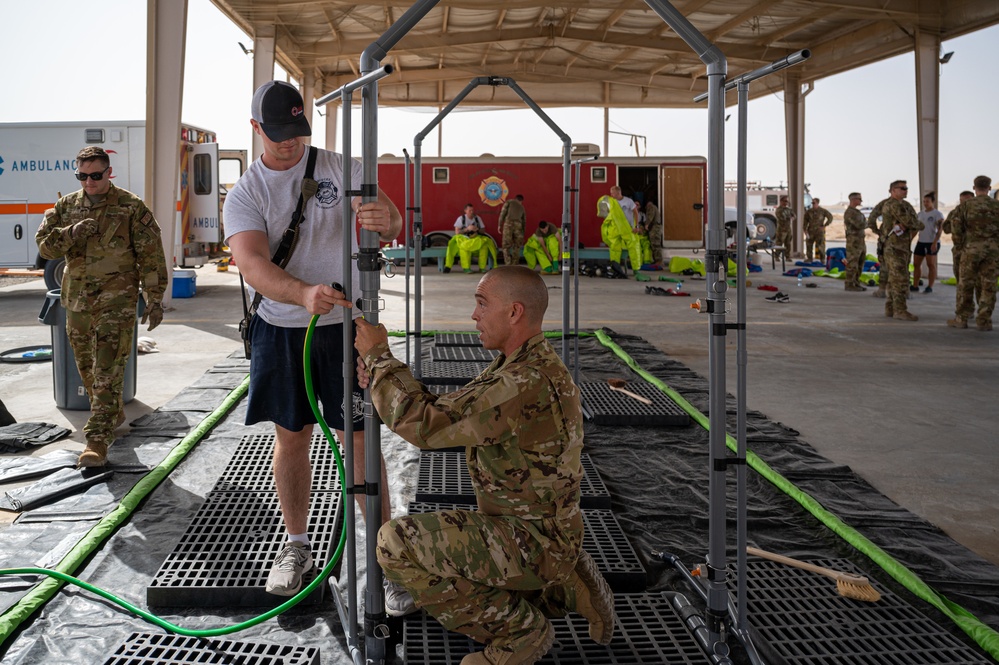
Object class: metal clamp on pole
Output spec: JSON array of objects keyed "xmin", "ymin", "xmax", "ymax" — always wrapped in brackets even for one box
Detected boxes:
[{"xmin": 315, "ymin": 65, "xmax": 395, "ymax": 108}]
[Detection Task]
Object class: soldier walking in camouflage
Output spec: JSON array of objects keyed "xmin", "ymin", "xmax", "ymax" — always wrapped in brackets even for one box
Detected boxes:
[
  {"xmin": 774, "ymin": 195, "xmax": 795, "ymax": 261},
  {"xmin": 355, "ymin": 266, "xmax": 614, "ymax": 665},
  {"xmin": 880, "ymin": 180, "xmax": 923, "ymax": 321},
  {"xmin": 498, "ymin": 194, "xmax": 527, "ymax": 266},
  {"xmin": 947, "ymin": 175, "xmax": 999, "ymax": 331},
  {"xmin": 803, "ymin": 197, "xmax": 834, "ymax": 262},
  {"xmin": 843, "ymin": 192, "xmax": 868, "ymax": 291},
  {"xmin": 867, "ymin": 197, "xmax": 891, "ymax": 297},
  {"xmin": 943, "ymin": 190, "xmax": 975, "ymax": 292},
  {"xmin": 36, "ymin": 146, "xmax": 168, "ymax": 467}
]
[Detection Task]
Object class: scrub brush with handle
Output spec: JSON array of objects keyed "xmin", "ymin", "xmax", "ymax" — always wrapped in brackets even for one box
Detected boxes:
[{"xmin": 747, "ymin": 546, "xmax": 881, "ymax": 603}]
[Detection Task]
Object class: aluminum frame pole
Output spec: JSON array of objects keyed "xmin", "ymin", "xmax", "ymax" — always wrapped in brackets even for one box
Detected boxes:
[
  {"xmin": 403, "ymin": 148, "xmax": 412, "ymax": 368},
  {"xmin": 643, "ymin": 1, "xmax": 730, "ymax": 654},
  {"xmin": 358, "ymin": 3, "xmax": 442, "ymax": 662}
]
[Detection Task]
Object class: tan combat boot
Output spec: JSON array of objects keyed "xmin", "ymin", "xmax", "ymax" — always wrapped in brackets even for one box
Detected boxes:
[
  {"xmin": 947, "ymin": 317, "xmax": 968, "ymax": 329},
  {"xmin": 893, "ymin": 311, "xmax": 918, "ymax": 321},
  {"xmin": 977, "ymin": 321, "xmax": 993, "ymax": 332},
  {"xmin": 77, "ymin": 441, "xmax": 109, "ymax": 467},
  {"xmin": 569, "ymin": 549, "xmax": 616, "ymax": 645},
  {"xmin": 884, "ymin": 303, "xmax": 894, "ymax": 317},
  {"xmin": 460, "ymin": 620, "xmax": 554, "ymax": 665}
]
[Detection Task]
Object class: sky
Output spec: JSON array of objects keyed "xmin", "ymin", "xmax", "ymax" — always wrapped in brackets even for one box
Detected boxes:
[{"xmin": 2, "ymin": 0, "xmax": 997, "ymax": 207}]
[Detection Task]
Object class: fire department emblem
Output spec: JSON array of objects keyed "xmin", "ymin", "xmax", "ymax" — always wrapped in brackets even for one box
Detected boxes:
[{"xmin": 478, "ymin": 176, "xmax": 509, "ymax": 207}]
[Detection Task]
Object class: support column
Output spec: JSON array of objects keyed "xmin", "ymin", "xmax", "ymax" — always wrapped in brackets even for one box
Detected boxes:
[
  {"xmin": 145, "ymin": 0, "xmax": 187, "ymax": 295},
  {"xmin": 914, "ymin": 29, "xmax": 941, "ymax": 199},
  {"xmin": 783, "ymin": 72, "xmax": 806, "ymax": 257},
  {"xmin": 302, "ymin": 71, "xmax": 316, "ymax": 145},
  {"xmin": 250, "ymin": 28, "xmax": 276, "ymax": 162},
  {"xmin": 325, "ymin": 102, "xmax": 339, "ymax": 152}
]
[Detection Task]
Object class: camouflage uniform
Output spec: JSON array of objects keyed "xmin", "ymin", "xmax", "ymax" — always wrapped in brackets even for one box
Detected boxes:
[
  {"xmin": 843, "ymin": 206, "xmax": 868, "ymax": 288},
  {"xmin": 498, "ymin": 198, "xmax": 526, "ymax": 266},
  {"xmin": 803, "ymin": 205, "xmax": 833, "ymax": 261},
  {"xmin": 881, "ymin": 198, "xmax": 923, "ymax": 316},
  {"xmin": 950, "ymin": 194, "xmax": 999, "ymax": 327},
  {"xmin": 36, "ymin": 184, "xmax": 167, "ymax": 449},
  {"xmin": 644, "ymin": 202, "xmax": 663, "ymax": 266},
  {"xmin": 367, "ymin": 334, "xmax": 584, "ymax": 653},
  {"xmin": 867, "ymin": 198, "xmax": 890, "ymax": 292},
  {"xmin": 774, "ymin": 203, "xmax": 795, "ymax": 260}
]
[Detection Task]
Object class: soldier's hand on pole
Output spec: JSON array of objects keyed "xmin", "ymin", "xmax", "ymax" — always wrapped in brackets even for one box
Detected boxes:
[
  {"xmin": 142, "ymin": 302, "xmax": 164, "ymax": 331},
  {"xmin": 72, "ymin": 218, "xmax": 99, "ymax": 241}
]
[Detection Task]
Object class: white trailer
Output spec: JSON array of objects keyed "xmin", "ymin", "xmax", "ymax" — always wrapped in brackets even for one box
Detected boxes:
[{"xmin": 0, "ymin": 121, "xmax": 242, "ymax": 286}]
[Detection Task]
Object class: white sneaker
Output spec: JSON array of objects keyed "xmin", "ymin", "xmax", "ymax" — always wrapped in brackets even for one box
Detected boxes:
[
  {"xmin": 384, "ymin": 579, "xmax": 418, "ymax": 617},
  {"xmin": 265, "ymin": 541, "xmax": 313, "ymax": 596}
]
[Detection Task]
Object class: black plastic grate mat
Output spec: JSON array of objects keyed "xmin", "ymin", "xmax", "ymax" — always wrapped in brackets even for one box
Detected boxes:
[
  {"xmin": 103, "ymin": 632, "xmax": 320, "ymax": 665},
  {"xmin": 434, "ymin": 333, "xmax": 482, "ymax": 347},
  {"xmin": 415, "ymin": 451, "xmax": 611, "ymax": 510},
  {"xmin": 410, "ymin": 361, "xmax": 490, "ymax": 385},
  {"xmin": 402, "ymin": 592, "xmax": 710, "ymax": 664},
  {"xmin": 408, "ymin": 502, "xmax": 646, "ymax": 593},
  {"xmin": 146, "ymin": 491, "xmax": 341, "ymax": 607},
  {"xmin": 741, "ymin": 557, "xmax": 994, "ymax": 664},
  {"xmin": 212, "ymin": 433, "xmax": 343, "ymax": 493},
  {"xmin": 580, "ymin": 381, "xmax": 690, "ymax": 427},
  {"xmin": 430, "ymin": 346, "xmax": 499, "ymax": 363}
]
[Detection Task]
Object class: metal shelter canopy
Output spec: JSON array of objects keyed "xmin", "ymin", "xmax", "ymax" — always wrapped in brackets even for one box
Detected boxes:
[{"xmin": 210, "ymin": 0, "xmax": 999, "ymax": 109}]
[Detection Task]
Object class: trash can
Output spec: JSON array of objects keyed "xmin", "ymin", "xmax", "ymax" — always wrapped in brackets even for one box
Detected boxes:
[{"xmin": 38, "ymin": 289, "xmax": 140, "ymax": 410}]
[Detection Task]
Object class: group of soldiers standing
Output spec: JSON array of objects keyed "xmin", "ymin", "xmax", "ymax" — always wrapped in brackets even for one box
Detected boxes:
[{"xmin": 772, "ymin": 176, "xmax": 999, "ymax": 330}]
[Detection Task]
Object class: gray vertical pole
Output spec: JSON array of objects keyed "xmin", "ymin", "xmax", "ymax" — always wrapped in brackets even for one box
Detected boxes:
[
  {"xmin": 561, "ymin": 142, "xmax": 571, "ymax": 362},
  {"xmin": 642, "ymin": 0, "xmax": 729, "ymax": 650},
  {"xmin": 735, "ymin": 81, "xmax": 749, "ymax": 633},
  {"xmin": 403, "ymin": 148, "xmax": 412, "ymax": 368},
  {"xmin": 413, "ymin": 140, "xmax": 424, "ymax": 380},
  {"xmin": 340, "ymin": 89, "xmax": 362, "ymax": 665},
  {"xmin": 573, "ymin": 160, "xmax": 582, "ymax": 386}
]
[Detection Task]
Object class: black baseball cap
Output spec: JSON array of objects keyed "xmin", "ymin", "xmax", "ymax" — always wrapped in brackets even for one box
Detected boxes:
[{"xmin": 251, "ymin": 81, "xmax": 312, "ymax": 142}]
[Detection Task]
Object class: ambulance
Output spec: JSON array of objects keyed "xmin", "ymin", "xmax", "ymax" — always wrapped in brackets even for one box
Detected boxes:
[{"xmin": 0, "ymin": 121, "xmax": 245, "ymax": 288}]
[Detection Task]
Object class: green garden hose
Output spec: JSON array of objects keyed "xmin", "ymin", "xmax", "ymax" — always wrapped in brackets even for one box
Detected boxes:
[
  {"xmin": 0, "ymin": 314, "xmax": 347, "ymax": 642},
  {"xmin": 594, "ymin": 329, "xmax": 999, "ymax": 659}
]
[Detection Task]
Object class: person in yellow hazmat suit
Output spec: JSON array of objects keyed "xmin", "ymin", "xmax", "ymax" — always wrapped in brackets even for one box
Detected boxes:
[{"xmin": 597, "ymin": 194, "xmax": 642, "ymax": 275}]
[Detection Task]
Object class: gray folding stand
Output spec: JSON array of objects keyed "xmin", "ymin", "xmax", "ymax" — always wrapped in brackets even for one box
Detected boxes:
[
  {"xmin": 315, "ymin": 3, "xmax": 443, "ymax": 663},
  {"xmin": 406, "ymin": 76, "xmax": 580, "ymax": 377}
]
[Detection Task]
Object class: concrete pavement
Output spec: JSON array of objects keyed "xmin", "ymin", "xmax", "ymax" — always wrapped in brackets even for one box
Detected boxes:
[{"xmin": 1, "ymin": 252, "xmax": 996, "ymax": 566}]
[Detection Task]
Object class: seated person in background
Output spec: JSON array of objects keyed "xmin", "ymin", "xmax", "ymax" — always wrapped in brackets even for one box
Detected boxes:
[
  {"xmin": 354, "ymin": 266, "xmax": 615, "ymax": 665},
  {"xmin": 523, "ymin": 220, "xmax": 560, "ymax": 274},
  {"xmin": 445, "ymin": 203, "xmax": 498, "ymax": 273}
]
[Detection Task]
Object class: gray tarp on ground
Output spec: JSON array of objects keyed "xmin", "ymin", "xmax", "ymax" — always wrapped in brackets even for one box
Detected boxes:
[{"xmin": 0, "ymin": 336, "xmax": 996, "ymax": 664}]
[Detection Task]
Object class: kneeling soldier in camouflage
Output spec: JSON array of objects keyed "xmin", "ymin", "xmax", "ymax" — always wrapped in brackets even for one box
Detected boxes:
[{"xmin": 355, "ymin": 266, "xmax": 615, "ymax": 664}]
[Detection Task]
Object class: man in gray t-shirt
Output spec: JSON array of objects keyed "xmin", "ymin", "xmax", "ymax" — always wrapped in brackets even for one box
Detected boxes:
[
  {"xmin": 223, "ymin": 80, "xmax": 403, "ymax": 602},
  {"xmin": 913, "ymin": 191, "xmax": 944, "ymax": 293}
]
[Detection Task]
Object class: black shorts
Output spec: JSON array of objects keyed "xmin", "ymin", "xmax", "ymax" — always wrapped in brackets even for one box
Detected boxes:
[
  {"xmin": 914, "ymin": 241, "xmax": 940, "ymax": 256},
  {"xmin": 246, "ymin": 317, "xmax": 364, "ymax": 432}
]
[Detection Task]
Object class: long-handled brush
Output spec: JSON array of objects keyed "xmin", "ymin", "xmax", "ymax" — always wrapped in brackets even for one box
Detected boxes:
[
  {"xmin": 747, "ymin": 546, "xmax": 882, "ymax": 603},
  {"xmin": 607, "ymin": 378, "xmax": 653, "ymax": 405}
]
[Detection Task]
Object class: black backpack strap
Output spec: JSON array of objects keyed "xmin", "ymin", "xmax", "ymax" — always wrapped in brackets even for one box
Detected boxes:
[{"xmin": 240, "ymin": 145, "xmax": 320, "ymax": 318}]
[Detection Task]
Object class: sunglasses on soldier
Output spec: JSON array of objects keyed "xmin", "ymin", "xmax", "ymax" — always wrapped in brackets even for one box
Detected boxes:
[{"xmin": 75, "ymin": 166, "xmax": 110, "ymax": 181}]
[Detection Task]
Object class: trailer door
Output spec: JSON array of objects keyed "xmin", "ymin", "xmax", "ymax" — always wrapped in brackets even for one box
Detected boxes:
[
  {"xmin": 661, "ymin": 164, "xmax": 704, "ymax": 248},
  {"xmin": 0, "ymin": 201, "xmax": 30, "ymax": 266},
  {"xmin": 185, "ymin": 142, "xmax": 220, "ymax": 244}
]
